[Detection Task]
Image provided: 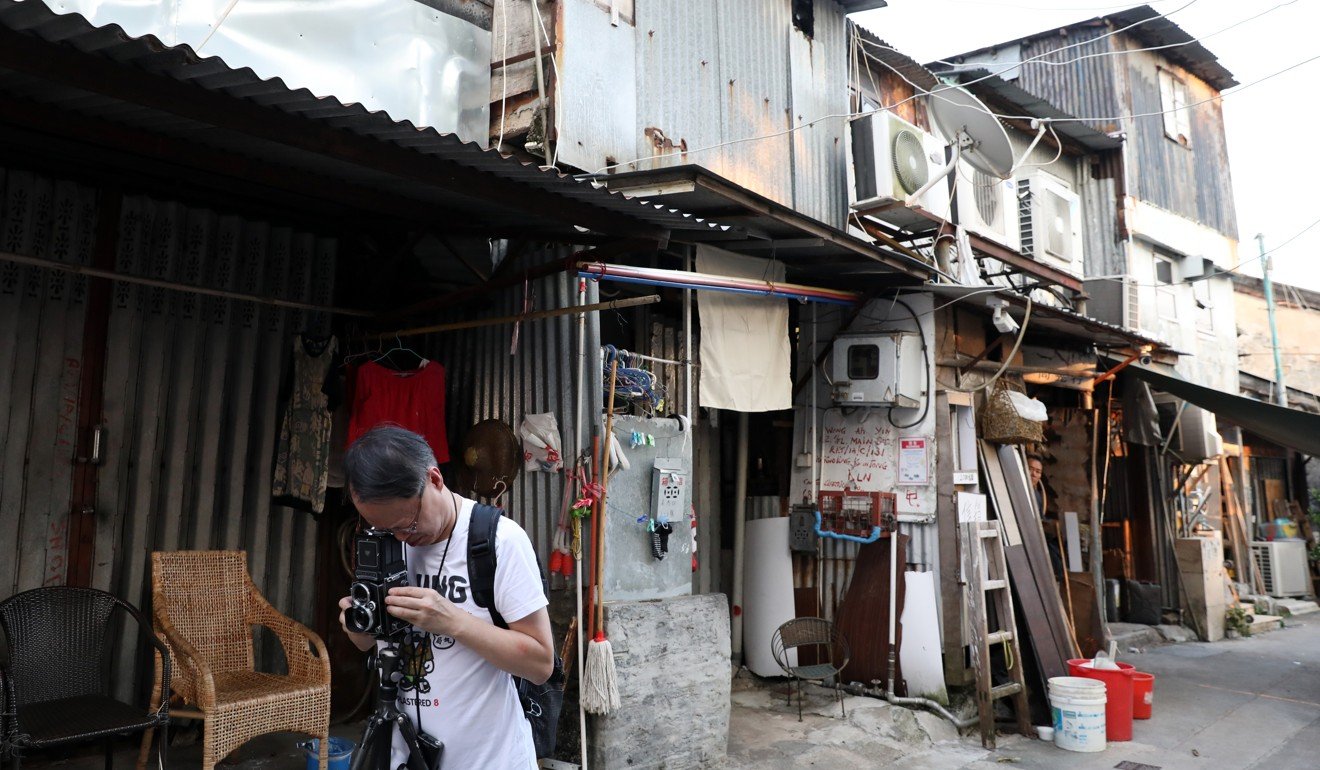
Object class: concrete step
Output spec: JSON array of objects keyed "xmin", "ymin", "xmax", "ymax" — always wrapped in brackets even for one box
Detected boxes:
[
  {"xmin": 1108, "ymin": 622, "xmax": 1166, "ymax": 652},
  {"xmin": 1274, "ymin": 598, "xmax": 1319, "ymax": 616},
  {"xmin": 1249, "ymin": 613, "xmax": 1283, "ymax": 635}
]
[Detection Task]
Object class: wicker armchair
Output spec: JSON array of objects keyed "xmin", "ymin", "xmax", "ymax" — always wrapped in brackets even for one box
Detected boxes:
[
  {"xmin": 0, "ymin": 586, "xmax": 169, "ymax": 769},
  {"xmin": 770, "ymin": 617, "xmax": 851, "ymax": 721},
  {"xmin": 137, "ymin": 551, "xmax": 330, "ymax": 770}
]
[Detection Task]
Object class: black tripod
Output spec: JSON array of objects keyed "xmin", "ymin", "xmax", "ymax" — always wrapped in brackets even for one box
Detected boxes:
[{"xmin": 350, "ymin": 645, "xmax": 444, "ymax": 770}]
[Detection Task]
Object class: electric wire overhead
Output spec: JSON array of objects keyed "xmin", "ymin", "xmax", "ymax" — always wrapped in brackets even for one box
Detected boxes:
[{"xmin": 590, "ymin": 0, "xmax": 1308, "ymax": 177}]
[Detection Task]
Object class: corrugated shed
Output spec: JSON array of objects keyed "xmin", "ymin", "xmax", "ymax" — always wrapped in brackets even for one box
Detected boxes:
[
  {"xmin": 632, "ymin": 0, "xmax": 723, "ymax": 175},
  {"xmin": 101, "ymin": 194, "xmax": 333, "ymax": 702},
  {"xmin": 789, "ymin": 0, "xmax": 849, "ymax": 227},
  {"xmin": 1121, "ymin": 41, "xmax": 1238, "ymax": 239},
  {"xmin": 634, "ymin": 0, "xmax": 847, "ymax": 214},
  {"xmin": 420, "ymin": 248, "xmax": 595, "ymax": 562},
  {"xmin": 1016, "ymin": 25, "xmax": 1124, "ymax": 136},
  {"xmin": 0, "ymin": 166, "xmax": 335, "ymax": 701},
  {"xmin": 1079, "ymin": 151, "xmax": 1126, "ymax": 279},
  {"xmin": 713, "ymin": 0, "xmax": 793, "ymax": 208},
  {"xmin": 0, "ymin": 168, "xmax": 96, "ymax": 595}
]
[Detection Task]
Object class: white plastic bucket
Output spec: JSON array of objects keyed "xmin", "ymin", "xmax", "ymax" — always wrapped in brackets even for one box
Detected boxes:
[{"xmin": 1048, "ymin": 676, "xmax": 1107, "ymax": 753}]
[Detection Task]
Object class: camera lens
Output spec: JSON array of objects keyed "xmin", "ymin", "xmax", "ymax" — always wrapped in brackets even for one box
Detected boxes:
[
  {"xmin": 347, "ymin": 605, "xmax": 375, "ymax": 634},
  {"xmin": 349, "ymin": 582, "xmax": 372, "ymax": 604}
]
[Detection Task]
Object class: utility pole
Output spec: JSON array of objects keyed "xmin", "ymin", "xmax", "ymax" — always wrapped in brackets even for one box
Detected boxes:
[{"xmin": 1256, "ymin": 234, "xmax": 1288, "ymax": 408}]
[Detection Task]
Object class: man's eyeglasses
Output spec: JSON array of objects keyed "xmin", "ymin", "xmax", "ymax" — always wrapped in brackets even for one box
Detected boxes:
[{"xmin": 396, "ymin": 493, "xmax": 423, "ymax": 535}]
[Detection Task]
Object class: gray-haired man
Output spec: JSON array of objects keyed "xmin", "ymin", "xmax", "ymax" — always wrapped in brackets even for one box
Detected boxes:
[{"xmin": 338, "ymin": 425, "xmax": 552, "ymax": 769}]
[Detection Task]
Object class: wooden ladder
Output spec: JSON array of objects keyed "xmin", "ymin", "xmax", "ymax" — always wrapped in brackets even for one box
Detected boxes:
[{"xmin": 961, "ymin": 521, "xmax": 1032, "ymax": 749}]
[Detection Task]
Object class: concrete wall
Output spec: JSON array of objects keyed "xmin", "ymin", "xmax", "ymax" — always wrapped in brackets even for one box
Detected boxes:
[
  {"xmin": 589, "ymin": 593, "xmax": 731, "ymax": 769},
  {"xmin": 1124, "ymin": 237, "xmax": 1238, "ymax": 391},
  {"xmin": 1234, "ymin": 286, "xmax": 1320, "ymax": 407},
  {"xmin": 600, "ymin": 414, "xmax": 695, "ymax": 601}
]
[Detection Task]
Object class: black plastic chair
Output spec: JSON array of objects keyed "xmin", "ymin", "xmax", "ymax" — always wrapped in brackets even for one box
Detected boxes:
[
  {"xmin": 0, "ymin": 587, "xmax": 169, "ymax": 769},
  {"xmin": 770, "ymin": 617, "xmax": 851, "ymax": 721}
]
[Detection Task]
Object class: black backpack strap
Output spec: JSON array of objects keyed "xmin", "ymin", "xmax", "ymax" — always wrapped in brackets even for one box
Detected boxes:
[{"xmin": 467, "ymin": 503, "xmax": 507, "ymax": 629}]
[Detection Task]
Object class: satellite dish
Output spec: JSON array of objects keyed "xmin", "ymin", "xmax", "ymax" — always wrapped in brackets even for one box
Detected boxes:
[
  {"xmin": 898, "ymin": 85, "xmax": 1016, "ymax": 210},
  {"xmin": 928, "ymin": 86, "xmax": 1015, "ymax": 180}
]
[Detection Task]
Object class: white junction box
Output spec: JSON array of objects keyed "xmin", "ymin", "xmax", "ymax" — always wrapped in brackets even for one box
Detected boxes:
[
  {"xmin": 831, "ymin": 332, "xmax": 924, "ymax": 407},
  {"xmin": 651, "ymin": 459, "xmax": 687, "ymax": 525}
]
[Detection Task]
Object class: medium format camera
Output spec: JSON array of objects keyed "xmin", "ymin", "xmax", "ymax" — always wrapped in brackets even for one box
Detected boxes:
[{"xmin": 345, "ymin": 527, "xmax": 410, "ymax": 639}]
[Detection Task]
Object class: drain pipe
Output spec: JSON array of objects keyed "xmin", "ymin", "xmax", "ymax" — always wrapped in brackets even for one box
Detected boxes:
[{"xmin": 842, "ymin": 680, "xmax": 978, "ymax": 729}]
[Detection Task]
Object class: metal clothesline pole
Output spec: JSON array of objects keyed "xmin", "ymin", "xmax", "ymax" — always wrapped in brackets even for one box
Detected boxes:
[
  {"xmin": 0, "ymin": 249, "xmax": 371, "ymax": 317},
  {"xmin": 365, "ymin": 295, "xmax": 659, "ymax": 340}
]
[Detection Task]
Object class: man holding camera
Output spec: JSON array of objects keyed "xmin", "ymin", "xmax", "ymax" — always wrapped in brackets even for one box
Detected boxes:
[{"xmin": 339, "ymin": 425, "xmax": 553, "ymax": 769}]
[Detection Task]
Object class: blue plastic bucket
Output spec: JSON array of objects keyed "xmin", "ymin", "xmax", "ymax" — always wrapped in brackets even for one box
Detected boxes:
[{"xmin": 299, "ymin": 737, "xmax": 355, "ymax": 770}]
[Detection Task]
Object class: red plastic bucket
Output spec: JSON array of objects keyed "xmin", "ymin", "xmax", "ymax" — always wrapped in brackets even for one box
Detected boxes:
[
  {"xmin": 1068, "ymin": 658, "xmax": 1135, "ymax": 741},
  {"xmin": 1130, "ymin": 672, "xmax": 1154, "ymax": 719}
]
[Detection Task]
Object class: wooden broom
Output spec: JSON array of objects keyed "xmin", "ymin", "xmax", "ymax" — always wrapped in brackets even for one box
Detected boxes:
[{"xmin": 582, "ymin": 358, "xmax": 621, "ymax": 714}]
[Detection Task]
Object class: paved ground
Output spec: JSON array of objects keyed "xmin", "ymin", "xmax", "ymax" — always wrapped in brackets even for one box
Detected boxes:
[
  {"xmin": 727, "ymin": 617, "xmax": 1320, "ymax": 769},
  {"xmin": 19, "ymin": 618, "xmax": 1320, "ymax": 768}
]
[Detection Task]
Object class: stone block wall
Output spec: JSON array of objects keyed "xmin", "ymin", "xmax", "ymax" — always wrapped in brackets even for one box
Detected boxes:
[{"xmin": 589, "ymin": 593, "xmax": 731, "ymax": 769}]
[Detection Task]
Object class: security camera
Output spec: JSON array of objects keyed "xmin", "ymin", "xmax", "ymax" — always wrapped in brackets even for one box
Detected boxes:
[{"xmin": 1140, "ymin": 354, "xmax": 1152, "ymax": 366}]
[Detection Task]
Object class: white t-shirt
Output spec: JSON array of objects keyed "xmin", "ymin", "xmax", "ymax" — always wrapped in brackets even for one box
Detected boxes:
[{"xmin": 383, "ymin": 495, "xmax": 547, "ymax": 770}]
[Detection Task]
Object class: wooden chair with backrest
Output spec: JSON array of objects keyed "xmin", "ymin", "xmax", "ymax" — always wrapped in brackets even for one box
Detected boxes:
[
  {"xmin": 136, "ymin": 551, "xmax": 330, "ymax": 770},
  {"xmin": 770, "ymin": 617, "xmax": 851, "ymax": 721}
]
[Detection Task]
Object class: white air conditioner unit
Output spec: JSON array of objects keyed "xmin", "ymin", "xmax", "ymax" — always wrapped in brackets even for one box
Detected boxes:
[
  {"xmin": 1175, "ymin": 405, "xmax": 1223, "ymax": 461},
  {"xmin": 1253, "ymin": 540, "xmax": 1311, "ymax": 597},
  {"xmin": 830, "ymin": 332, "xmax": 924, "ymax": 407},
  {"xmin": 1018, "ymin": 172, "xmax": 1084, "ymax": 277},
  {"xmin": 849, "ymin": 111, "xmax": 950, "ymax": 228},
  {"xmin": 955, "ymin": 161, "xmax": 1020, "ymax": 251},
  {"xmin": 1083, "ymin": 275, "xmax": 1142, "ymax": 332}
]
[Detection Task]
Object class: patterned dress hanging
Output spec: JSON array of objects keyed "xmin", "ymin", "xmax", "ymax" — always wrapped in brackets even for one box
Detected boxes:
[{"xmin": 273, "ymin": 335, "xmax": 337, "ymax": 513}]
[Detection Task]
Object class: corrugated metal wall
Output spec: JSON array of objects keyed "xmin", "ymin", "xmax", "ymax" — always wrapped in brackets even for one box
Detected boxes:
[
  {"xmin": 0, "ymin": 166, "xmax": 336, "ymax": 701},
  {"xmin": 632, "ymin": 0, "xmax": 849, "ymax": 227},
  {"xmin": 1119, "ymin": 40, "xmax": 1238, "ymax": 239},
  {"xmin": 420, "ymin": 248, "xmax": 595, "ymax": 562},
  {"xmin": 0, "ymin": 168, "xmax": 96, "ymax": 596},
  {"xmin": 788, "ymin": 0, "xmax": 849, "ymax": 226},
  {"xmin": 1017, "ymin": 25, "xmax": 1124, "ymax": 136}
]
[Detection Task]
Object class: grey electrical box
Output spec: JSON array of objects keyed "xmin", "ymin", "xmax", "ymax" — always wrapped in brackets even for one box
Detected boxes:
[
  {"xmin": 789, "ymin": 504, "xmax": 818, "ymax": 553},
  {"xmin": 831, "ymin": 332, "xmax": 924, "ymax": 407},
  {"xmin": 651, "ymin": 458, "xmax": 687, "ymax": 524}
]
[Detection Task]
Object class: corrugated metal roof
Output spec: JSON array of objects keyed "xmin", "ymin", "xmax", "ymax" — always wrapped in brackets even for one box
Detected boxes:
[
  {"xmin": 837, "ymin": 1, "xmax": 889, "ymax": 11},
  {"xmin": 598, "ymin": 164, "xmax": 934, "ymax": 281},
  {"xmin": 923, "ymin": 284, "xmax": 1168, "ymax": 350},
  {"xmin": 934, "ymin": 3, "xmax": 1237, "ymax": 92},
  {"xmin": 943, "ymin": 69, "xmax": 1124, "ymax": 152},
  {"xmin": 851, "ymin": 24, "xmax": 942, "ymax": 93},
  {"xmin": 0, "ymin": 0, "xmax": 728, "ymax": 242}
]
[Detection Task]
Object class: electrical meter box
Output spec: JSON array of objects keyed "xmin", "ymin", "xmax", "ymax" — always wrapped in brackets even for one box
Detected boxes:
[
  {"xmin": 831, "ymin": 332, "xmax": 924, "ymax": 407},
  {"xmin": 651, "ymin": 459, "xmax": 687, "ymax": 524},
  {"xmin": 788, "ymin": 504, "xmax": 819, "ymax": 553}
]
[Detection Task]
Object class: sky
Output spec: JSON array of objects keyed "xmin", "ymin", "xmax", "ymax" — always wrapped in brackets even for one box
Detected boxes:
[{"xmin": 854, "ymin": 0, "xmax": 1320, "ymax": 292}]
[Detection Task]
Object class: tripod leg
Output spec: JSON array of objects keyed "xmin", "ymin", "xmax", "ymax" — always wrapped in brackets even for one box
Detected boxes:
[
  {"xmin": 395, "ymin": 714, "xmax": 441, "ymax": 770},
  {"xmin": 349, "ymin": 717, "xmax": 387, "ymax": 770}
]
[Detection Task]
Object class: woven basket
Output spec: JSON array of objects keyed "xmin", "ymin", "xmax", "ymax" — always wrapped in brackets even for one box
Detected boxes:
[{"xmin": 980, "ymin": 380, "xmax": 1044, "ymax": 445}]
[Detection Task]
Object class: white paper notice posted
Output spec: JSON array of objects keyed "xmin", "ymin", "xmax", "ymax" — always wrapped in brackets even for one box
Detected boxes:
[
  {"xmin": 957, "ymin": 492, "xmax": 987, "ymax": 523},
  {"xmin": 898, "ymin": 437, "xmax": 929, "ymax": 485}
]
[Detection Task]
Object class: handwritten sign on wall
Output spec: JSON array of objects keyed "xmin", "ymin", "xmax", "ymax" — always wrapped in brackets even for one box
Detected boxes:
[{"xmin": 819, "ymin": 410, "xmax": 933, "ymax": 517}]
